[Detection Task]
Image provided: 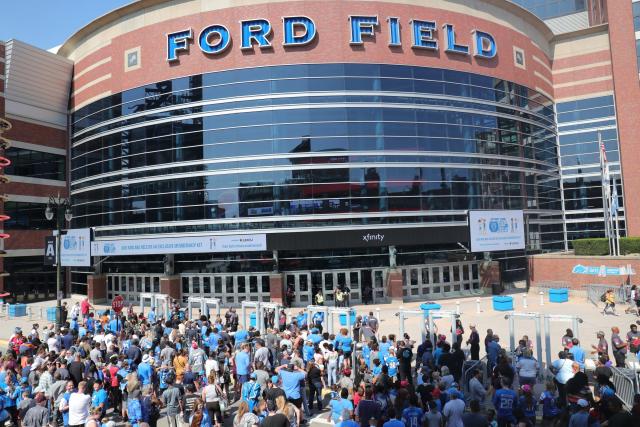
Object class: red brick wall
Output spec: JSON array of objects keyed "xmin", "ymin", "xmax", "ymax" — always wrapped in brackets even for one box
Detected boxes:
[
  {"xmin": 528, "ymin": 254, "xmax": 640, "ymax": 289},
  {"xmin": 608, "ymin": 1, "xmax": 640, "ymax": 236},
  {"xmin": 0, "ymin": 41, "xmax": 6, "ymax": 290},
  {"xmin": 4, "ymin": 119, "xmax": 66, "ymax": 150}
]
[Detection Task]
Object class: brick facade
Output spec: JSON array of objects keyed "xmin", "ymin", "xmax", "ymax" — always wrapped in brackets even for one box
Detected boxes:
[{"xmin": 528, "ymin": 254, "xmax": 639, "ymax": 290}]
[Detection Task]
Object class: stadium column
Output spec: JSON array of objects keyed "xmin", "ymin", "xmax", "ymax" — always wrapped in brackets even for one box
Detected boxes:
[
  {"xmin": 160, "ymin": 275, "xmax": 181, "ymax": 302},
  {"xmin": 269, "ymin": 273, "xmax": 285, "ymax": 305},
  {"xmin": 87, "ymin": 274, "xmax": 107, "ymax": 304},
  {"xmin": 386, "ymin": 269, "xmax": 404, "ymax": 304}
]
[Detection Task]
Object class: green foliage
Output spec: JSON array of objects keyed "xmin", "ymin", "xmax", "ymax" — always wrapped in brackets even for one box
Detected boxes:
[
  {"xmin": 572, "ymin": 238, "xmax": 610, "ymax": 255},
  {"xmin": 573, "ymin": 237, "xmax": 640, "ymax": 255},
  {"xmin": 620, "ymin": 237, "xmax": 640, "ymax": 255}
]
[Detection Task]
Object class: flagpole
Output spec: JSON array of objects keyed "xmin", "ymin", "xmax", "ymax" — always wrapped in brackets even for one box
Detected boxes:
[
  {"xmin": 613, "ymin": 178, "xmax": 621, "ymax": 256},
  {"xmin": 598, "ymin": 130, "xmax": 612, "ymax": 255}
]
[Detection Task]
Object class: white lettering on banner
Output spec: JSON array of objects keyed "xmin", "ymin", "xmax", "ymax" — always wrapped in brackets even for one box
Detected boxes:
[
  {"xmin": 61, "ymin": 228, "xmax": 92, "ymax": 267},
  {"xmin": 468, "ymin": 210, "xmax": 525, "ymax": 252},
  {"xmin": 91, "ymin": 234, "xmax": 267, "ymax": 256}
]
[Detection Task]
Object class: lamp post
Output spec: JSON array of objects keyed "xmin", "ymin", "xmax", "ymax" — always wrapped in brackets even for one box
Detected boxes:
[{"xmin": 45, "ymin": 194, "xmax": 72, "ymax": 332}]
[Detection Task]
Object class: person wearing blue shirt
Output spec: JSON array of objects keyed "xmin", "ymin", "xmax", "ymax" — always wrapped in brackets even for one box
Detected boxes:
[
  {"xmin": 385, "ymin": 351, "xmax": 399, "ymax": 378},
  {"xmin": 275, "ymin": 364, "xmax": 306, "ymax": 403},
  {"xmin": 362, "ymin": 343, "xmax": 371, "ymax": 367},
  {"xmin": 487, "ymin": 337, "xmax": 501, "ymax": 371},
  {"xmin": 372, "ymin": 359, "xmax": 382, "ymax": 377},
  {"xmin": 303, "ymin": 342, "xmax": 315, "ymax": 364},
  {"xmin": 335, "ymin": 330, "xmax": 353, "ymax": 355},
  {"xmin": 147, "ymin": 308, "xmax": 156, "ymax": 324},
  {"xmin": 241, "ymin": 374, "xmax": 261, "ymax": 412},
  {"xmin": 492, "ymin": 380, "xmax": 518, "ymax": 425},
  {"xmin": 382, "ymin": 409, "xmax": 404, "ymax": 427},
  {"xmin": 401, "ymin": 396, "xmax": 424, "ymax": 427},
  {"xmin": 128, "ymin": 395, "xmax": 143, "ymax": 427},
  {"xmin": 234, "ymin": 326, "xmax": 249, "ymax": 347},
  {"xmin": 208, "ymin": 330, "xmax": 221, "ymax": 352},
  {"xmin": 235, "ymin": 344, "xmax": 251, "ymax": 387},
  {"xmin": 308, "ymin": 329, "xmax": 322, "ymax": 345},
  {"xmin": 328, "ymin": 388, "xmax": 353, "ymax": 424},
  {"xmin": 86, "ymin": 316, "xmax": 95, "ymax": 333},
  {"xmin": 379, "ymin": 339, "xmax": 391, "ymax": 363},
  {"xmin": 137, "ymin": 355, "xmax": 153, "ymax": 386},
  {"xmin": 92, "ymin": 380, "xmax": 109, "ymax": 417},
  {"xmin": 311, "ymin": 312, "xmax": 324, "ymax": 331},
  {"xmin": 569, "ymin": 338, "xmax": 586, "ymax": 369},
  {"xmin": 108, "ymin": 316, "xmax": 121, "ymax": 333},
  {"xmin": 296, "ymin": 312, "xmax": 308, "ymax": 329}
]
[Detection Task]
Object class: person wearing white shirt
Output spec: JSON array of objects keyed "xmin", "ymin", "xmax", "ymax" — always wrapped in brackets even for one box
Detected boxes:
[
  {"xmin": 68, "ymin": 381, "xmax": 91, "ymax": 427},
  {"xmin": 442, "ymin": 392, "xmax": 465, "ymax": 427},
  {"xmin": 47, "ymin": 333, "xmax": 60, "ymax": 354}
]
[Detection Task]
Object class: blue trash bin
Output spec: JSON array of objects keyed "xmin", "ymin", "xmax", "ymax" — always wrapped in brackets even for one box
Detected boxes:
[
  {"xmin": 46, "ymin": 307, "xmax": 57, "ymax": 322},
  {"xmin": 250, "ymin": 312, "xmax": 257, "ymax": 328},
  {"xmin": 419, "ymin": 303, "xmax": 442, "ymax": 317},
  {"xmin": 338, "ymin": 310, "xmax": 356, "ymax": 326},
  {"xmin": 492, "ymin": 296, "xmax": 514, "ymax": 311},
  {"xmin": 549, "ymin": 288, "xmax": 569, "ymax": 303}
]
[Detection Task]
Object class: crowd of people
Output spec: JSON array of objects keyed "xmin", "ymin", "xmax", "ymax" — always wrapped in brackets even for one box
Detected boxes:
[{"xmin": 0, "ymin": 296, "xmax": 638, "ymax": 427}]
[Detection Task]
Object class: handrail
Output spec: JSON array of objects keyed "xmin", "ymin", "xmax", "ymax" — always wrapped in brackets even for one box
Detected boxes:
[
  {"xmin": 462, "ymin": 356, "xmax": 487, "ymax": 393},
  {"xmin": 610, "ymin": 366, "xmax": 637, "ymax": 409}
]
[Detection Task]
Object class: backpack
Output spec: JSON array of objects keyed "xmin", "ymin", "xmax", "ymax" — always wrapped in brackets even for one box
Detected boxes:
[
  {"xmin": 600, "ymin": 293, "xmax": 607, "ymax": 302},
  {"xmin": 541, "ymin": 391, "xmax": 561, "ymax": 417}
]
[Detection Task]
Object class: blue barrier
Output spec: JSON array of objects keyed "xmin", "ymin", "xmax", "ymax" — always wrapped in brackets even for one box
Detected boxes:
[
  {"xmin": 46, "ymin": 307, "xmax": 57, "ymax": 322},
  {"xmin": 250, "ymin": 312, "xmax": 256, "ymax": 328}
]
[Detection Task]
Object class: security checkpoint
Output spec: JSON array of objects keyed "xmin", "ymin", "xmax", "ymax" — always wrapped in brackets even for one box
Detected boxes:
[
  {"xmin": 186, "ymin": 296, "xmax": 221, "ymax": 319},
  {"xmin": 139, "ymin": 293, "xmax": 171, "ymax": 319},
  {"xmin": 427, "ymin": 310, "xmax": 458, "ymax": 345},
  {"xmin": 505, "ymin": 312, "xmax": 544, "ymax": 375},
  {"xmin": 306, "ymin": 305, "xmax": 330, "ymax": 332},
  {"xmin": 241, "ymin": 301, "xmax": 283, "ymax": 334},
  {"xmin": 543, "ymin": 314, "xmax": 583, "ymax": 368}
]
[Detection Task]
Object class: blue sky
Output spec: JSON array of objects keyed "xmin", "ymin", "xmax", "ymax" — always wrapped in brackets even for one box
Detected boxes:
[{"xmin": 0, "ymin": 1, "xmax": 134, "ymax": 50}]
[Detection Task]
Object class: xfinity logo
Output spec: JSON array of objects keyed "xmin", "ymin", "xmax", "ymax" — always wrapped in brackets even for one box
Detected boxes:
[{"xmin": 362, "ymin": 233, "xmax": 384, "ymax": 243}]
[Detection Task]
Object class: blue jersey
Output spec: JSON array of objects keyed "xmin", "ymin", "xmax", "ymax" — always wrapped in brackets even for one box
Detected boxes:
[
  {"xmin": 492, "ymin": 389, "xmax": 518, "ymax": 420},
  {"xmin": 385, "ymin": 356, "xmax": 399, "ymax": 377},
  {"xmin": 379, "ymin": 342, "xmax": 391, "ymax": 361},
  {"xmin": 401, "ymin": 406, "xmax": 424, "ymax": 427},
  {"xmin": 303, "ymin": 345, "xmax": 315, "ymax": 362},
  {"xmin": 312, "ymin": 312, "xmax": 324, "ymax": 325}
]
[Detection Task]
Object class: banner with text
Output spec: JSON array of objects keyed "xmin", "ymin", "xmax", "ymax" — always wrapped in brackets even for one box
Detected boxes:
[
  {"xmin": 91, "ymin": 234, "xmax": 267, "ymax": 256},
  {"xmin": 469, "ymin": 210, "xmax": 525, "ymax": 252},
  {"xmin": 60, "ymin": 228, "xmax": 92, "ymax": 266}
]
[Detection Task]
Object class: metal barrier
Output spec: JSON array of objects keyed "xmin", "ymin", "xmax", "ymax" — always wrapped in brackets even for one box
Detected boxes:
[
  {"xmin": 585, "ymin": 284, "xmax": 630, "ymax": 307},
  {"xmin": 462, "ymin": 356, "xmax": 487, "ymax": 393},
  {"xmin": 610, "ymin": 366, "xmax": 638, "ymax": 409}
]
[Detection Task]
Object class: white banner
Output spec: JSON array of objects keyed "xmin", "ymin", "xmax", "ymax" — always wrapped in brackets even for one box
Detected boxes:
[
  {"xmin": 60, "ymin": 228, "xmax": 92, "ymax": 266},
  {"xmin": 469, "ymin": 210, "xmax": 525, "ymax": 252},
  {"xmin": 91, "ymin": 234, "xmax": 267, "ymax": 256}
]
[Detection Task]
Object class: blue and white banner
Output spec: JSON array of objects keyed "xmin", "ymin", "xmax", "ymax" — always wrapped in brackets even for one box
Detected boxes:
[
  {"xmin": 91, "ymin": 234, "xmax": 267, "ymax": 256},
  {"xmin": 60, "ymin": 228, "xmax": 92, "ymax": 267},
  {"xmin": 572, "ymin": 264, "xmax": 635, "ymax": 277},
  {"xmin": 469, "ymin": 210, "xmax": 525, "ymax": 252}
]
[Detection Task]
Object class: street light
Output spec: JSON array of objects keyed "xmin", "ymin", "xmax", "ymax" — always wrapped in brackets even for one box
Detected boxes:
[{"xmin": 44, "ymin": 194, "xmax": 72, "ymax": 332}]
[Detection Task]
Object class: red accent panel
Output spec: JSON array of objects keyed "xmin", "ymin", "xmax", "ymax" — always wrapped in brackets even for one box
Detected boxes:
[
  {"xmin": 608, "ymin": 1, "xmax": 640, "ymax": 235},
  {"xmin": 554, "ymin": 79, "xmax": 614, "ymax": 100},
  {"xmin": 4, "ymin": 119, "xmax": 66, "ymax": 150},
  {"xmin": 552, "ymin": 50, "xmax": 611, "ymax": 70},
  {"xmin": 4, "ymin": 229, "xmax": 52, "ymax": 250},
  {"xmin": 553, "ymin": 64, "xmax": 612, "ymax": 85},
  {"xmin": 529, "ymin": 255, "xmax": 637, "ymax": 289},
  {"xmin": 6, "ymin": 184, "xmax": 68, "ymax": 198},
  {"xmin": 71, "ymin": 1, "xmax": 554, "ymax": 108}
]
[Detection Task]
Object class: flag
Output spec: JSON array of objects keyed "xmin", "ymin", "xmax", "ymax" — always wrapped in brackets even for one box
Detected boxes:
[
  {"xmin": 611, "ymin": 180, "xmax": 619, "ymax": 218},
  {"xmin": 600, "ymin": 136, "xmax": 610, "ymax": 197}
]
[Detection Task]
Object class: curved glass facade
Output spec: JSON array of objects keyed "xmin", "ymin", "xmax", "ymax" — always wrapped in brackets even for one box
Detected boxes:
[{"xmin": 70, "ymin": 63, "xmax": 561, "ymax": 245}]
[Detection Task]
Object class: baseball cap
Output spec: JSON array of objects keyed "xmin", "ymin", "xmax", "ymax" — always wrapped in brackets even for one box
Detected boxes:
[
  {"xmin": 577, "ymin": 399, "xmax": 589, "ymax": 408},
  {"xmin": 521, "ymin": 384, "xmax": 531, "ymax": 393},
  {"xmin": 271, "ymin": 375, "xmax": 279, "ymax": 384},
  {"xmin": 250, "ymin": 373, "xmax": 257, "ymax": 379}
]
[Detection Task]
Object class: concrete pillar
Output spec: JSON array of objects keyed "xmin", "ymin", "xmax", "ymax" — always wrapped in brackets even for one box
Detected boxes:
[
  {"xmin": 87, "ymin": 274, "xmax": 107, "ymax": 304},
  {"xmin": 160, "ymin": 276, "xmax": 181, "ymax": 302},
  {"xmin": 269, "ymin": 273, "xmax": 285, "ymax": 305},
  {"xmin": 386, "ymin": 269, "xmax": 403, "ymax": 304}
]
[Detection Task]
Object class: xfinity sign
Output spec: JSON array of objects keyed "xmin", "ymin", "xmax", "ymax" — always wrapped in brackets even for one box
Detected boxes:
[{"xmin": 167, "ymin": 15, "xmax": 497, "ymax": 62}]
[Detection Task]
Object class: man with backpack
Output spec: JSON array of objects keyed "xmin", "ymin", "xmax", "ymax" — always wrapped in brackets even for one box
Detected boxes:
[{"xmin": 240, "ymin": 373, "xmax": 261, "ymax": 412}]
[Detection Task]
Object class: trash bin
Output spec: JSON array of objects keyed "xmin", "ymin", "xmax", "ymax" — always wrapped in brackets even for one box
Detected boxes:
[
  {"xmin": 492, "ymin": 296, "xmax": 513, "ymax": 311},
  {"xmin": 549, "ymin": 288, "xmax": 569, "ymax": 303},
  {"xmin": 46, "ymin": 307, "xmax": 57, "ymax": 322},
  {"xmin": 338, "ymin": 310, "xmax": 356, "ymax": 326}
]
